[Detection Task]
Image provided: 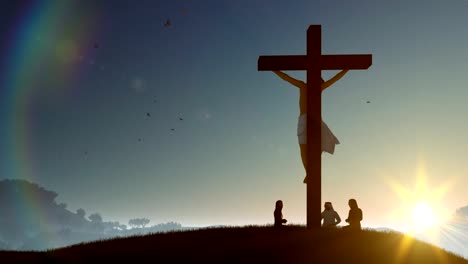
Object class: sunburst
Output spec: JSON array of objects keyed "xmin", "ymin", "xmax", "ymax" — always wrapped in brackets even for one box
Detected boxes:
[{"xmin": 385, "ymin": 160, "xmax": 453, "ymax": 237}]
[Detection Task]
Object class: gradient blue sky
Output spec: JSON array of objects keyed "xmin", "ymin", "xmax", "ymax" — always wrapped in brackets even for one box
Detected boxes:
[{"xmin": 1, "ymin": 0, "xmax": 467, "ymax": 230}]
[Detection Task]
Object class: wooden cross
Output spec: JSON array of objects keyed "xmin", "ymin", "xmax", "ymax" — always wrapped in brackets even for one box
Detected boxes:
[{"xmin": 258, "ymin": 25, "xmax": 372, "ymax": 229}]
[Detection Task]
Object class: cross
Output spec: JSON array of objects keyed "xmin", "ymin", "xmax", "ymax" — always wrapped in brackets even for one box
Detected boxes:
[{"xmin": 258, "ymin": 25, "xmax": 372, "ymax": 229}]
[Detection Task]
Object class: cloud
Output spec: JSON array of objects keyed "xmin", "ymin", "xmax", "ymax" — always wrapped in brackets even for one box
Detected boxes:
[
  {"xmin": 203, "ymin": 112, "xmax": 212, "ymax": 120},
  {"xmin": 438, "ymin": 206, "xmax": 468, "ymax": 258},
  {"xmin": 276, "ymin": 145, "xmax": 288, "ymax": 157},
  {"xmin": 455, "ymin": 205, "xmax": 468, "ymax": 219},
  {"xmin": 197, "ymin": 108, "xmax": 213, "ymax": 121},
  {"xmin": 131, "ymin": 77, "xmax": 147, "ymax": 93}
]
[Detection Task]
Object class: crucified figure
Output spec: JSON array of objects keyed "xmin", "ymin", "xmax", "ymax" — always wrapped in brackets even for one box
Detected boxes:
[{"xmin": 273, "ymin": 70, "xmax": 349, "ymax": 183}]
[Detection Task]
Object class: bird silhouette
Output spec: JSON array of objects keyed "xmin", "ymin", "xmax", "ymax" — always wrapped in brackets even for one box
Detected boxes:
[
  {"xmin": 146, "ymin": 112, "xmax": 151, "ymax": 117},
  {"xmin": 170, "ymin": 128, "xmax": 175, "ymax": 132},
  {"xmin": 366, "ymin": 100, "xmax": 371, "ymax": 104},
  {"xmin": 138, "ymin": 138, "xmax": 142, "ymax": 142},
  {"xmin": 164, "ymin": 19, "xmax": 171, "ymax": 27},
  {"xmin": 178, "ymin": 117, "xmax": 183, "ymax": 121}
]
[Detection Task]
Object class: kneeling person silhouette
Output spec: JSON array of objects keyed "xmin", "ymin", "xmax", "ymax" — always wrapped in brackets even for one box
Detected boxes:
[
  {"xmin": 321, "ymin": 202, "xmax": 341, "ymax": 228},
  {"xmin": 344, "ymin": 199, "xmax": 363, "ymax": 230},
  {"xmin": 274, "ymin": 200, "xmax": 287, "ymax": 227}
]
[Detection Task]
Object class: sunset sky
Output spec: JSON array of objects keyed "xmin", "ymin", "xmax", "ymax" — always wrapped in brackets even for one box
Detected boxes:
[{"xmin": 1, "ymin": 0, "xmax": 467, "ymax": 233}]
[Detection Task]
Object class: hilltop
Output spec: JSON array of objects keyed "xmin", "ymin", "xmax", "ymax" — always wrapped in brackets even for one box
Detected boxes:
[{"xmin": 1, "ymin": 226, "xmax": 467, "ymax": 264}]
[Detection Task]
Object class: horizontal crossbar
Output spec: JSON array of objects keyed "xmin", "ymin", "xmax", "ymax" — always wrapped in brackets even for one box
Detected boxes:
[{"xmin": 258, "ymin": 54, "xmax": 372, "ymax": 71}]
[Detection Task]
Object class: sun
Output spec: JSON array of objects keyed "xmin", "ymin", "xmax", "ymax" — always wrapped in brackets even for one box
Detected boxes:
[
  {"xmin": 411, "ymin": 202, "xmax": 436, "ymax": 230},
  {"xmin": 385, "ymin": 161, "xmax": 453, "ymax": 236}
]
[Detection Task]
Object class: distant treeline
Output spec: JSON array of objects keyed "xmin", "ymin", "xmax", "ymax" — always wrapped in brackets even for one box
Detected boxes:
[{"xmin": 0, "ymin": 179, "xmax": 183, "ymax": 251}]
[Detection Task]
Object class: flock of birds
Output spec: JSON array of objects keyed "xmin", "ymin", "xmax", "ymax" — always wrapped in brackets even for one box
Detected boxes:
[
  {"xmin": 143, "ymin": 8, "xmax": 189, "ymax": 141},
  {"xmin": 84, "ymin": 103, "xmax": 185, "ymax": 158},
  {"xmin": 83, "ymin": 6, "xmax": 372, "ymax": 158},
  {"xmin": 163, "ymin": 7, "xmax": 188, "ymax": 28},
  {"xmin": 145, "ymin": 109, "xmax": 184, "ymax": 135},
  {"xmin": 84, "ymin": 9, "xmax": 190, "ymax": 158},
  {"xmin": 137, "ymin": 93, "xmax": 186, "ymax": 145}
]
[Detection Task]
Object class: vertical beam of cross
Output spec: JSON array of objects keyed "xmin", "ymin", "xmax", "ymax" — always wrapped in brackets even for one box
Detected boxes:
[
  {"xmin": 306, "ymin": 26, "xmax": 322, "ymax": 229},
  {"xmin": 258, "ymin": 25, "xmax": 372, "ymax": 229}
]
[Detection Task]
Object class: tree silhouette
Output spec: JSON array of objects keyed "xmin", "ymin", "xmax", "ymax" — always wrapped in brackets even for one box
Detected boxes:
[
  {"xmin": 0, "ymin": 179, "xmax": 184, "ymax": 250},
  {"xmin": 0, "ymin": 179, "xmax": 60, "ymax": 245},
  {"xmin": 89, "ymin": 213, "xmax": 103, "ymax": 223},
  {"xmin": 76, "ymin": 208, "xmax": 86, "ymax": 219},
  {"xmin": 88, "ymin": 213, "xmax": 104, "ymax": 233},
  {"xmin": 128, "ymin": 218, "xmax": 150, "ymax": 228}
]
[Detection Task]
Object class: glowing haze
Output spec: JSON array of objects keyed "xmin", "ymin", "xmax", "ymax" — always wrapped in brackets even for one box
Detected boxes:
[{"xmin": 0, "ymin": 0, "xmax": 467, "ymax": 236}]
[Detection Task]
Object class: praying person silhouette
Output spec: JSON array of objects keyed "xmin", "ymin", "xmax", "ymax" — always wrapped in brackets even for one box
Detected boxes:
[
  {"xmin": 344, "ymin": 198, "xmax": 363, "ymax": 230},
  {"xmin": 321, "ymin": 202, "xmax": 341, "ymax": 228},
  {"xmin": 273, "ymin": 70, "xmax": 349, "ymax": 183},
  {"xmin": 274, "ymin": 200, "xmax": 287, "ymax": 227}
]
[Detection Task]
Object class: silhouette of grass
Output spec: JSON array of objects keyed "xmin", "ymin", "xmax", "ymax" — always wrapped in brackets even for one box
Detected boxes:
[{"xmin": 1, "ymin": 225, "xmax": 467, "ymax": 263}]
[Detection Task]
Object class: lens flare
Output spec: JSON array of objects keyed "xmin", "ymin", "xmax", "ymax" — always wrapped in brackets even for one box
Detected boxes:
[
  {"xmin": 0, "ymin": 0, "xmax": 100, "ymax": 247},
  {"xmin": 385, "ymin": 160, "xmax": 453, "ymax": 237}
]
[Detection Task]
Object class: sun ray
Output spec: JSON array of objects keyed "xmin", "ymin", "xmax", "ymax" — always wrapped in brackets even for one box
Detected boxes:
[
  {"xmin": 395, "ymin": 234, "xmax": 414, "ymax": 263},
  {"xmin": 383, "ymin": 159, "xmax": 454, "ymax": 237}
]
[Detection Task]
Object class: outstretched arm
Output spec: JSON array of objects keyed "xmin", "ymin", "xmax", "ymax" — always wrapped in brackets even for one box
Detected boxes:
[
  {"xmin": 322, "ymin": 69, "xmax": 349, "ymax": 91},
  {"xmin": 273, "ymin": 71, "xmax": 306, "ymax": 89}
]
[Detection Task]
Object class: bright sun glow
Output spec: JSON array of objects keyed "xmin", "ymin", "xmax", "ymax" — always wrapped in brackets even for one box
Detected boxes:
[
  {"xmin": 412, "ymin": 202, "xmax": 436, "ymax": 229},
  {"xmin": 386, "ymin": 160, "xmax": 453, "ymax": 236}
]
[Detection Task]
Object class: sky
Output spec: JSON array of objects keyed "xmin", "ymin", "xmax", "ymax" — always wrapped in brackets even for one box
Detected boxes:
[{"xmin": 0, "ymin": 0, "xmax": 467, "ymax": 232}]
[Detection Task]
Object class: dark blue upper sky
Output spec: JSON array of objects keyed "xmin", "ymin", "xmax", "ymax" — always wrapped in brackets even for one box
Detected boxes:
[{"xmin": 1, "ymin": 0, "xmax": 467, "ymax": 232}]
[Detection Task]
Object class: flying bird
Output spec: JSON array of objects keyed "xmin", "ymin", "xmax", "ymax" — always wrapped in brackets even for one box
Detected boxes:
[
  {"xmin": 138, "ymin": 138, "xmax": 142, "ymax": 142},
  {"xmin": 164, "ymin": 19, "xmax": 171, "ymax": 27},
  {"xmin": 178, "ymin": 117, "xmax": 183, "ymax": 121},
  {"xmin": 170, "ymin": 128, "xmax": 175, "ymax": 132},
  {"xmin": 146, "ymin": 112, "xmax": 151, "ymax": 117},
  {"xmin": 366, "ymin": 100, "xmax": 371, "ymax": 104}
]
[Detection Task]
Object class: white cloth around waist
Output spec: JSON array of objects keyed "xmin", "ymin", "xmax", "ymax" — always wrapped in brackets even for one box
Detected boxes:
[{"xmin": 297, "ymin": 113, "xmax": 340, "ymax": 154}]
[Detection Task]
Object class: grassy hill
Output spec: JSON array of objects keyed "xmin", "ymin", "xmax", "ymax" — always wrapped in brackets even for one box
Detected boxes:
[{"xmin": 1, "ymin": 226, "xmax": 467, "ymax": 264}]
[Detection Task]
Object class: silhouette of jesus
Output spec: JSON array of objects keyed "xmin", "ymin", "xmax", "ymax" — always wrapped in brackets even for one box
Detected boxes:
[{"xmin": 273, "ymin": 70, "xmax": 349, "ymax": 183}]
